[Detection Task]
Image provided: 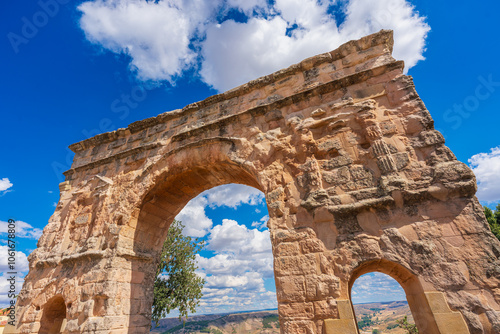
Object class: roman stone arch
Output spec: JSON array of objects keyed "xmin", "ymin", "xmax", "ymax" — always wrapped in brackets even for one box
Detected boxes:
[{"xmin": 10, "ymin": 30, "xmax": 500, "ymax": 333}]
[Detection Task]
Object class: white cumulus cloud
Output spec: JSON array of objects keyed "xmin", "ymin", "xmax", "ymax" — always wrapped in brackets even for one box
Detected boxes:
[
  {"xmin": 226, "ymin": 0, "xmax": 267, "ymax": 14},
  {"xmin": 0, "ymin": 221, "xmax": 43, "ymax": 240},
  {"xmin": 79, "ymin": 0, "xmax": 430, "ymax": 91},
  {"xmin": 172, "ymin": 184, "xmax": 274, "ymax": 314},
  {"xmin": 194, "ymin": 217, "xmax": 276, "ymax": 313},
  {"xmin": 469, "ymin": 146, "xmax": 500, "ymax": 202},
  {"xmin": 175, "ymin": 195, "xmax": 213, "ymax": 237},
  {"xmin": 204, "ymin": 184, "xmax": 264, "ymax": 208},
  {"xmin": 208, "ymin": 219, "xmax": 272, "ymax": 260},
  {"xmin": 196, "ymin": 218, "xmax": 273, "ymax": 278},
  {"xmin": 0, "ymin": 178, "xmax": 13, "ymax": 194},
  {"xmin": 79, "ymin": 0, "xmax": 217, "ymax": 83},
  {"xmin": 205, "ymin": 272, "xmax": 264, "ymax": 291},
  {"xmin": 351, "ymin": 272, "xmax": 406, "ymax": 304},
  {"xmin": 197, "ymin": 272, "xmax": 276, "ymax": 312},
  {"xmin": 251, "ymin": 215, "xmax": 269, "ymax": 229},
  {"xmin": 176, "ymin": 184, "xmax": 265, "ymax": 237}
]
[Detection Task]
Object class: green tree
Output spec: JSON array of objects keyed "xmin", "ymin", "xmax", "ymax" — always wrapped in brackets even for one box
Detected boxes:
[
  {"xmin": 152, "ymin": 220, "xmax": 205, "ymax": 328},
  {"xmin": 372, "ymin": 329, "xmax": 380, "ymax": 334},
  {"xmin": 495, "ymin": 204, "xmax": 500, "ymax": 227},
  {"xmin": 484, "ymin": 206, "xmax": 500, "ymax": 241},
  {"xmin": 397, "ymin": 316, "xmax": 418, "ymax": 334},
  {"xmin": 485, "ymin": 206, "xmax": 495, "ymax": 225}
]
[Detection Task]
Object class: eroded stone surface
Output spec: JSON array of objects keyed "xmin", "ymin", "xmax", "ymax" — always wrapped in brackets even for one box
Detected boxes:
[{"xmin": 10, "ymin": 30, "xmax": 500, "ymax": 333}]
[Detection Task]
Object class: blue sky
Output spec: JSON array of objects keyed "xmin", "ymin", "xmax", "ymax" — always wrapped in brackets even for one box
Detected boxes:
[
  {"xmin": 351, "ymin": 272, "xmax": 405, "ymax": 305},
  {"xmin": 1, "ymin": 0, "xmax": 500, "ymax": 315}
]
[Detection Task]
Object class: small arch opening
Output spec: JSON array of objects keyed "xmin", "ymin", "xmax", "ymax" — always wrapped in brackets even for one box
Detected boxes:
[
  {"xmin": 348, "ymin": 259, "xmax": 441, "ymax": 334},
  {"xmin": 39, "ymin": 295, "xmax": 67, "ymax": 334},
  {"xmin": 351, "ymin": 272, "xmax": 416, "ymax": 333}
]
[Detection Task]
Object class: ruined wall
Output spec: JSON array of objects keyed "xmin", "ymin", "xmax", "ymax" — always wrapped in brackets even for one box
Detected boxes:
[{"xmin": 11, "ymin": 30, "xmax": 500, "ymax": 334}]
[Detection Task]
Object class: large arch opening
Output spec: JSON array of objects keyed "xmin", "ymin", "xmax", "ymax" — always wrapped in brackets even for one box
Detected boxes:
[
  {"xmin": 150, "ymin": 183, "xmax": 278, "ymax": 331},
  {"xmin": 348, "ymin": 260, "xmax": 441, "ymax": 334},
  {"xmin": 133, "ymin": 144, "xmax": 264, "ymax": 258},
  {"xmin": 126, "ymin": 150, "xmax": 278, "ymax": 331}
]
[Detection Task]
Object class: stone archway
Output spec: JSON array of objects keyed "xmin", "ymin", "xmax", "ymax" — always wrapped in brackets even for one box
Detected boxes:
[
  {"xmin": 345, "ymin": 259, "xmax": 454, "ymax": 334},
  {"xmin": 11, "ymin": 30, "xmax": 500, "ymax": 333}
]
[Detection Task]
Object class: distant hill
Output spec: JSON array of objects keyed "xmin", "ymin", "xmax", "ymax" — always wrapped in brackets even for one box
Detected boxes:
[
  {"xmin": 353, "ymin": 301, "xmax": 415, "ymax": 333},
  {"xmin": 151, "ymin": 301, "xmax": 414, "ymax": 334},
  {"xmin": 150, "ymin": 310, "xmax": 279, "ymax": 334}
]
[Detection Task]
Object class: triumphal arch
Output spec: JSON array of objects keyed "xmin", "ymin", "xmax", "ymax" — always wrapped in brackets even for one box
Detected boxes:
[{"xmin": 11, "ymin": 31, "xmax": 500, "ymax": 333}]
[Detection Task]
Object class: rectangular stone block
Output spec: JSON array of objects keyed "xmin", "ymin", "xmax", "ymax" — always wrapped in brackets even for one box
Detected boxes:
[
  {"xmin": 434, "ymin": 313, "xmax": 470, "ymax": 334},
  {"xmin": 313, "ymin": 299, "xmax": 338, "ymax": 319},
  {"xmin": 305, "ymin": 274, "xmax": 340, "ymax": 300},
  {"xmin": 130, "ymin": 271, "xmax": 145, "ymax": 284},
  {"xmin": 275, "ymin": 241, "xmax": 301, "ymax": 257},
  {"xmin": 324, "ymin": 318, "xmax": 357, "ymax": 334},
  {"xmin": 279, "ymin": 302, "xmax": 314, "ymax": 320},
  {"xmin": 275, "ymin": 254, "xmax": 318, "ymax": 276},
  {"xmin": 300, "ymin": 239, "xmax": 326, "ymax": 253},
  {"xmin": 281, "ymin": 320, "xmax": 316, "ymax": 334},
  {"xmin": 425, "ymin": 291, "xmax": 452, "ymax": 313},
  {"xmin": 277, "ymin": 276, "xmax": 306, "ymax": 302},
  {"xmin": 337, "ymin": 300, "xmax": 355, "ymax": 320}
]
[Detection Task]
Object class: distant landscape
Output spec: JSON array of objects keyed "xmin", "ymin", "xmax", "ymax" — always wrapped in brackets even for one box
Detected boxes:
[
  {"xmin": 150, "ymin": 310, "xmax": 280, "ymax": 334},
  {"xmin": 151, "ymin": 301, "xmax": 414, "ymax": 334},
  {"xmin": 354, "ymin": 301, "xmax": 414, "ymax": 334}
]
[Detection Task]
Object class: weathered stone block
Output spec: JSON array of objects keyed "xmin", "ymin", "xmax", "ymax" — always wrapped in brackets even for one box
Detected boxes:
[
  {"xmin": 275, "ymin": 254, "xmax": 318, "ymax": 277},
  {"xmin": 275, "ymin": 242, "xmax": 301, "ymax": 257},
  {"xmin": 313, "ymin": 299, "xmax": 338, "ymax": 318},
  {"xmin": 281, "ymin": 320, "xmax": 316, "ymax": 334},
  {"xmin": 279, "ymin": 302, "xmax": 315, "ymax": 319},
  {"xmin": 277, "ymin": 276, "xmax": 306, "ymax": 302},
  {"xmin": 324, "ymin": 318, "xmax": 357, "ymax": 334},
  {"xmin": 305, "ymin": 274, "xmax": 340, "ymax": 300},
  {"xmin": 300, "ymin": 239, "xmax": 326, "ymax": 254}
]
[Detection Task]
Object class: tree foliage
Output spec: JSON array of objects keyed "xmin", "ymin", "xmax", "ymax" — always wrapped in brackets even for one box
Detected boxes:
[
  {"xmin": 484, "ymin": 205, "xmax": 500, "ymax": 241},
  {"xmin": 397, "ymin": 316, "xmax": 418, "ymax": 334},
  {"xmin": 152, "ymin": 220, "xmax": 205, "ymax": 327}
]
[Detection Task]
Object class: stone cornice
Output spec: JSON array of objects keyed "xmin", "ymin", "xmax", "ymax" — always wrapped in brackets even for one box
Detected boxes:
[{"xmin": 63, "ymin": 60, "xmax": 403, "ymax": 178}]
